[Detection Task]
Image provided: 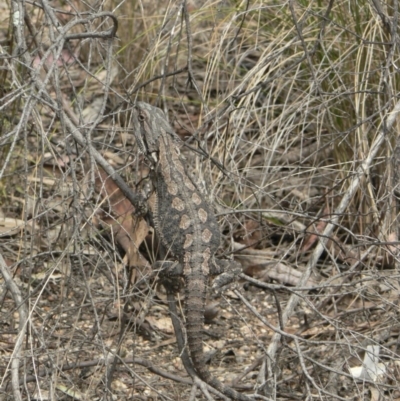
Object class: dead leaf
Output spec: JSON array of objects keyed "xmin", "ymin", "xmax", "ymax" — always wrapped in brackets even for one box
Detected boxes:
[
  {"xmin": 146, "ymin": 316, "xmax": 173, "ymax": 334},
  {"xmin": 236, "ymin": 220, "xmax": 263, "ymax": 248},
  {"xmin": 0, "ymin": 217, "xmax": 25, "ymax": 237},
  {"xmin": 94, "ymin": 168, "xmax": 150, "ymax": 274},
  {"xmin": 232, "ymin": 241, "xmax": 318, "ymax": 287}
]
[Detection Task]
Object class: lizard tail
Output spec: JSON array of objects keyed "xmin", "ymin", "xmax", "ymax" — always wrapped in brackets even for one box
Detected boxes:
[{"xmin": 185, "ymin": 276, "xmax": 252, "ymax": 401}]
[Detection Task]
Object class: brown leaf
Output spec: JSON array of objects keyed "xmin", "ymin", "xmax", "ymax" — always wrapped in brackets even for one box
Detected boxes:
[
  {"xmin": 237, "ymin": 220, "xmax": 262, "ymax": 248},
  {"xmin": 232, "ymin": 242, "xmax": 318, "ymax": 287},
  {"xmin": 301, "ymin": 204, "xmax": 329, "ymax": 253},
  {"xmin": 205, "ymin": 301, "xmax": 220, "ymax": 323},
  {"xmin": 94, "ymin": 168, "xmax": 150, "ymax": 272}
]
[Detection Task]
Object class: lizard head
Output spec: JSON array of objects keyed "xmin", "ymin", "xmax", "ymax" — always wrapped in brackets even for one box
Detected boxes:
[{"xmin": 133, "ymin": 102, "xmax": 175, "ymax": 165}]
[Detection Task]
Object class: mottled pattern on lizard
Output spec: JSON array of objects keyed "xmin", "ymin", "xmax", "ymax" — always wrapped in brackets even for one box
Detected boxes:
[{"xmin": 133, "ymin": 102, "xmax": 251, "ymax": 401}]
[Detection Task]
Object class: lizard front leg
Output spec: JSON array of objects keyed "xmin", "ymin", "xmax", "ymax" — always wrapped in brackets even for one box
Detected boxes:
[{"xmin": 211, "ymin": 259, "xmax": 243, "ymax": 291}]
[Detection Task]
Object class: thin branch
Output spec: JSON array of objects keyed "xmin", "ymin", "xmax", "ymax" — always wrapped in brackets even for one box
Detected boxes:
[{"xmin": 0, "ymin": 255, "xmax": 27, "ymax": 401}]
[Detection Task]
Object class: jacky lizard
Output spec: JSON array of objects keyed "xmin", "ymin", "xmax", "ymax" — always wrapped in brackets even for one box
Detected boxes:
[{"xmin": 133, "ymin": 102, "xmax": 252, "ymax": 401}]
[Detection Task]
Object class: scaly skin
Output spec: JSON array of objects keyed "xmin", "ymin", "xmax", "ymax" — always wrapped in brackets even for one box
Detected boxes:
[{"xmin": 133, "ymin": 102, "xmax": 251, "ymax": 401}]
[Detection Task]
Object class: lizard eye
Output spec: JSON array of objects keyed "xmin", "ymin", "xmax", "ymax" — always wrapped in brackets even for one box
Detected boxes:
[{"xmin": 138, "ymin": 113, "xmax": 145, "ymax": 122}]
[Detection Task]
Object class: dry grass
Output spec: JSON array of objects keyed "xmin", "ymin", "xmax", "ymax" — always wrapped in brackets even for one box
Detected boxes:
[{"xmin": 1, "ymin": 0, "xmax": 400, "ymax": 400}]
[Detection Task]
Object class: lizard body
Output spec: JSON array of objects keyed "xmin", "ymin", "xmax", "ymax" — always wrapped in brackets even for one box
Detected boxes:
[{"xmin": 133, "ymin": 102, "xmax": 251, "ymax": 401}]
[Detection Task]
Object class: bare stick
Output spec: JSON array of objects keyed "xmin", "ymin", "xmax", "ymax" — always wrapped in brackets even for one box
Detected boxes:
[{"xmin": 0, "ymin": 255, "xmax": 28, "ymax": 401}]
